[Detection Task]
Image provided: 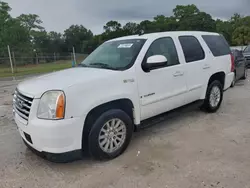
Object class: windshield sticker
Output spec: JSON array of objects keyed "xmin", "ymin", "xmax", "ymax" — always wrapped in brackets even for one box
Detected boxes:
[{"xmin": 118, "ymin": 43, "xmax": 133, "ymax": 48}]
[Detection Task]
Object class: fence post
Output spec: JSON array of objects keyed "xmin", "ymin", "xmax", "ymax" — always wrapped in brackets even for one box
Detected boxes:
[
  {"xmin": 12, "ymin": 51, "xmax": 17, "ymax": 73},
  {"xmin": 7, "ymin": 45, "xmax": 14, "ymax": 74},
  {"xmin": 73, "ymin": 46, "xmax": 76, "ymax": 65},
  {"xmin": 54, "ymin": 52, "xmax": 56, "ymax": 63},
  {"xmin": 36, "ymin": 52, "xmax": 38, "ymax": 64}
]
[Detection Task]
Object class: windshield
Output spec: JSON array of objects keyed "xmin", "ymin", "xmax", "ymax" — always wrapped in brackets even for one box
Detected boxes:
[
  {"xmin": 244, "ymin": 45, "xmax": 250, "ymax": 53},
  {"xmin": 80, "ymin": 39, "xmax": 146, "ymax": 70}
]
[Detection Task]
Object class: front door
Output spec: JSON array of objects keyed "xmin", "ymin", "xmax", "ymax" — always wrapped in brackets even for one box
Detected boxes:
[{"xmin": 136, "ymin": 37, "xmax": 188, "ymax": 121}]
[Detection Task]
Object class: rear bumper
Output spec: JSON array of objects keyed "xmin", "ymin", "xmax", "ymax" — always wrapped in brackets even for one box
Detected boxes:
[{"xmin": 224, "ymin": 72, "xmax": 234, "ymax": 90}]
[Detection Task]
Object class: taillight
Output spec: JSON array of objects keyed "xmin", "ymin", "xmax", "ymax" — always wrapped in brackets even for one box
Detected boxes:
[{"xmin": 230, "ymin": 53, "xmax": 235, "ymax": 72}]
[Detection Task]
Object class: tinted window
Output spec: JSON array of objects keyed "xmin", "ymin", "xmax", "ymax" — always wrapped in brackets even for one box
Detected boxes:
[
  {"xmin": 179, "ymin": 36, "xmax": 205, "ymax": 63},
  {"xmin": 202, "ymin": 35, "xmax": 231, "ymax": 57},
  {"xmin": 145, "ymin": 37, "xmax": 179, "ymax": 67}
]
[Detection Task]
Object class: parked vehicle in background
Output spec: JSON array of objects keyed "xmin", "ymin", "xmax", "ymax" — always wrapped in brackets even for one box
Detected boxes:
[
  {"xmin": 13, "ymin": 31, "xmax": 234, "ymax": 161},
  {"xmin": 231, "ymin": 49, "xmax": 248, "ymax": 87},
  {"xmin": 243, "ymin": 45, "xmax": 250, "ymax": 68}
]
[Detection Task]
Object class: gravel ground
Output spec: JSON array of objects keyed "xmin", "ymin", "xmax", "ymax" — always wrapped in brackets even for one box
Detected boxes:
[{"xmin": 1, "ymin": 72, "xmax": 250, "ymax": 188}]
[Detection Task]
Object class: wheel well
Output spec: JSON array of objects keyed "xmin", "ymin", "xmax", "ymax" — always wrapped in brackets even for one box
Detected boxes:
[
  {"xmin": 208, "ymin": 72, "xmax": 225, "ymax": 88},
  {"xmin": 82, "ymin": 99, "xmax": 134, "ymax": 149}
]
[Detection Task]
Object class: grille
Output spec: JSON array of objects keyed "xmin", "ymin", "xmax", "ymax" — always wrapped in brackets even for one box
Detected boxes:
[
  {"xmin": 13, "ymin": 89, "xmax": 33, "ymax": 121},
  {"xmin": 246, "ymin": 56, "xmax": 250, "ymax": 60}
]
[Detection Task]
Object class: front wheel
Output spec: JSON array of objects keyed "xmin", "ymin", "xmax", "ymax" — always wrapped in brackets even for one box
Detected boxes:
[
  {"xmin": 88, "ymin": 109, "xmax": 133, "ymax": 160},
  {"xmin": 202, "ymin": 80, "xmax": 223, "ymax": 113}
]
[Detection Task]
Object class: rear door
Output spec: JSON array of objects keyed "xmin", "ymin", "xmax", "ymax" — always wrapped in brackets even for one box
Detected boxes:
[{"xmin": 177, "ymin": 35, "xmax": 210, "ymax": 102}]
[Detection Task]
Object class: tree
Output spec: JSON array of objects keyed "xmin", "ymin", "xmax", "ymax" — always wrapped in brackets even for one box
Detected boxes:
[
  {"xmin": 122, "ymin": 22, "xmax": 138, "ymax": 35},
  {"xmin": 137, "ymin": 20, "xmax": 154, "ymax": 34},
  {"xmin": 83, "ymin": 35, "xmax": 103, "ymax": 54},
  {"xmin": 232, "ymin": 26, "xmax": 250, "ymax": 45},
  {"xmin": 32, "ymin": 31, "xmax": 50, "ymax": 52},
  {"xmin": 173, "ymin": 5, "xmax": 216, "ymax": 31},
  {"xmin": 64, "ymin": 25, "xmax": 93, "ymax": 53},
  {"xmin": 0, "ymin": 1, "xmax": 30, "ymax": 58},
  {"xmin": 17, "ymin": 14, "xmax": 44, "ymax": 32},
  {"xmin": 173, "ymin": 4, "xmax": 199, "ymax": 20},
  {"xmin": 102, "ymin": 21, "xmax": 124, "ymax": 40},
  {"xmin": 216, "ymin": 19, "xmax": 233, "ymax": 44},
  {"xmin": 103, "ymin": 21, "xmax": 121, "ymax": 33}
]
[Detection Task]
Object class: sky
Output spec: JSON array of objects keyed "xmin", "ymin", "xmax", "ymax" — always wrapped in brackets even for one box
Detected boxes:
[{"xmin": 6, "ymin": 0, "xmax": 250, "ymax": 34}]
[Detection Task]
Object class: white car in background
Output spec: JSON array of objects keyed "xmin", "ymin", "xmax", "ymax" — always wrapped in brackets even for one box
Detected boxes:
[{"xmin": 13, "ymin": 31, "xmax": 234, "ymax": 161}]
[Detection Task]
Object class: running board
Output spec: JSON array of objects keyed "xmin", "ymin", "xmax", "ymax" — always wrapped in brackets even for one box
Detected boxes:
[{"xmin": 135, "ymin": 100, "xmax": 204, "ymax": 131}]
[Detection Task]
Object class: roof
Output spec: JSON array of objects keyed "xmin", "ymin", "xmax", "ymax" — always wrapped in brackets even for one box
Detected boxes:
[{"xmin": 108, "ymin": 31, "xmax": 219, "ymax": 42}]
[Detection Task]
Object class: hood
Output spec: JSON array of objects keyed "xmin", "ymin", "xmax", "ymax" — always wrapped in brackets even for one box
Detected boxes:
[{"xmin": 17, "ymin": 67, "xmax": 117, "ymax": 98}]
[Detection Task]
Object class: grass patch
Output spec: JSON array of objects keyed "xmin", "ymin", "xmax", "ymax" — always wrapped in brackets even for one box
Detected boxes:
[{"xmin": 0, "ymin": 61, "xmax": 73, "ymax": 78}]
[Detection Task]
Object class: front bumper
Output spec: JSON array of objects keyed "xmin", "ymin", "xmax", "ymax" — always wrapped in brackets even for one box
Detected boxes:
[{"xmin": 14, "ymin": 100, "xmax": 86, "ymax": 154}]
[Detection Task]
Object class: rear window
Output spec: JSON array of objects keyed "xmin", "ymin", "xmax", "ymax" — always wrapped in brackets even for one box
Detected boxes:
[{"xmin": 202, "ymin": 35, "xmax": 231, "ymax": 57}]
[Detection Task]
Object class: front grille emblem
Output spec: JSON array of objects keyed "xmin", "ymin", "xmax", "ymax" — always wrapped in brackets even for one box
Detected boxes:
[{"xmin": 17, "ymin": 99, "xmax": 24, "ymax": 108}]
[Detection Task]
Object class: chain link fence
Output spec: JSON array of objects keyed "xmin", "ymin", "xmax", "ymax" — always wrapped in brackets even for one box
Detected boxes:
[{"xmin": 0, "ymin": 46, "xmax": 88, "ymax": 78}]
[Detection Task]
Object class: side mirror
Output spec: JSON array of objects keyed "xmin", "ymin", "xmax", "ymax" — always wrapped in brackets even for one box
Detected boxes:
[{"xmin": 145, "ymin": 55, "xmax": 167, "ymax": 71}]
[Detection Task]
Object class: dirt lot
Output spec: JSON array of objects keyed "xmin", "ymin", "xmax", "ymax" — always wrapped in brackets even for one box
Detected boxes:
[{"xmin": 1, "ymin": 73, "xmax": 250, "ymax": 188}]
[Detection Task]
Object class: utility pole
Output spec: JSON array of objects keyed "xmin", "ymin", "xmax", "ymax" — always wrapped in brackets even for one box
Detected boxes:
[{"xmin": 7, "ymin": 45, "xmax": 14, "ymax": 74}]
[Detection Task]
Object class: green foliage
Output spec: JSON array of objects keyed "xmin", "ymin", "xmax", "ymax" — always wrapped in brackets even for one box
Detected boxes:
[
  {"xmin": 17, "ymin": 14, "xmax": 44, "ymax": 32},
  {"xmin": 64, "ymin": 25, "xmax": 93, "ymax": 53},
  {"xmin": 232, "ymin": 26, "xmax": 250, "ymax": 45},
  {"xmin": 0, "ymin": 0, "xmax": 250, "ymax": 64},
  {"xmin": 216, "ymin": 19, "xmax": 233, "ymax": 44}
]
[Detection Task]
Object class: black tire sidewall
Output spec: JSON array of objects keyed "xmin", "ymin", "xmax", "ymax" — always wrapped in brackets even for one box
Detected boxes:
[
  {"xmin": 204, "ymin": 80, "xmax": 223, "ymax": 112},
  {"xmin": 88, "ymin": 109, "xmax": 133, "ymax": 160}
]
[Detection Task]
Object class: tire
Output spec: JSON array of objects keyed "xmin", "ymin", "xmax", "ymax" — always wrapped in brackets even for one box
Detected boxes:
[
  {"xmin": 230, "ymin": 73, "xmax": 236, "ymax": 87},
  {"xmin": 202, "ymin": 80, "xmax": 223, "ymax": 113},
  {"xmin": 88, "ymin": 109, "xmax": 133, "ymax": 160},
  {"xmin": 241, "ymin": 68, "xmax": 247, "ymax": 80}
]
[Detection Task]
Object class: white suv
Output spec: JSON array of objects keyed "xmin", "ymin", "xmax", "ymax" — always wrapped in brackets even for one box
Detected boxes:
[{"xmin": 13, "ymin": 31, "xmax": 235, "ymax": 161}]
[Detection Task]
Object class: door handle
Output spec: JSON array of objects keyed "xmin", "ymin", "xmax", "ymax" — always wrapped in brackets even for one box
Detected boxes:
[
  {"xmin": 203, "ymin": 64, "xmax": 210, "ymax": 69},
  {"xmin": 173, "ymin": 71, "xmax": 184, "ymax": 77}
]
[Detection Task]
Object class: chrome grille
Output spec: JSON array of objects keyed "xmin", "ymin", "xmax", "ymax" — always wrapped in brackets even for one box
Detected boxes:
[
  {"xmin": 246, "ymin": 56, "xmax": 250, "ymax": 60},
  {"xmin": 13, "ymin": 90, "xmax": 33, "ymax": 121}
]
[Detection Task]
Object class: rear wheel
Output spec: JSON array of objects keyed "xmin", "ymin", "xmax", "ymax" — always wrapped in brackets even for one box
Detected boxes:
[
  {"xmin": 202, "ymin": 80, "xmax": 223, "ymax": 113},
  {"xmin": 88, "ymin": 109, "xmax": 133, "ymax": 160}
]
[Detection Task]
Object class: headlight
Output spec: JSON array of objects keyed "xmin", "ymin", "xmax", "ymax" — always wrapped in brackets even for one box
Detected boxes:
[{"xmin": 37, "ymin": 91, "xmax": 65, "ymax": 120}]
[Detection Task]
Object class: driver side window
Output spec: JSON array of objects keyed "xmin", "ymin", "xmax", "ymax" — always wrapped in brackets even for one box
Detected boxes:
[{"xmin": 145, "ymin": 37, "xmax": 179, "ymax": 67}]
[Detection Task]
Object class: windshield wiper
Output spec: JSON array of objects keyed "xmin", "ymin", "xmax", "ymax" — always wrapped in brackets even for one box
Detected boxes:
[
  {"xmin": 77, "ymin": 64, "xmax": 88, "ymax": 67},
  {"xmin": 89, "ymin": 62, "xmax": 119, "ymax": 70}
]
